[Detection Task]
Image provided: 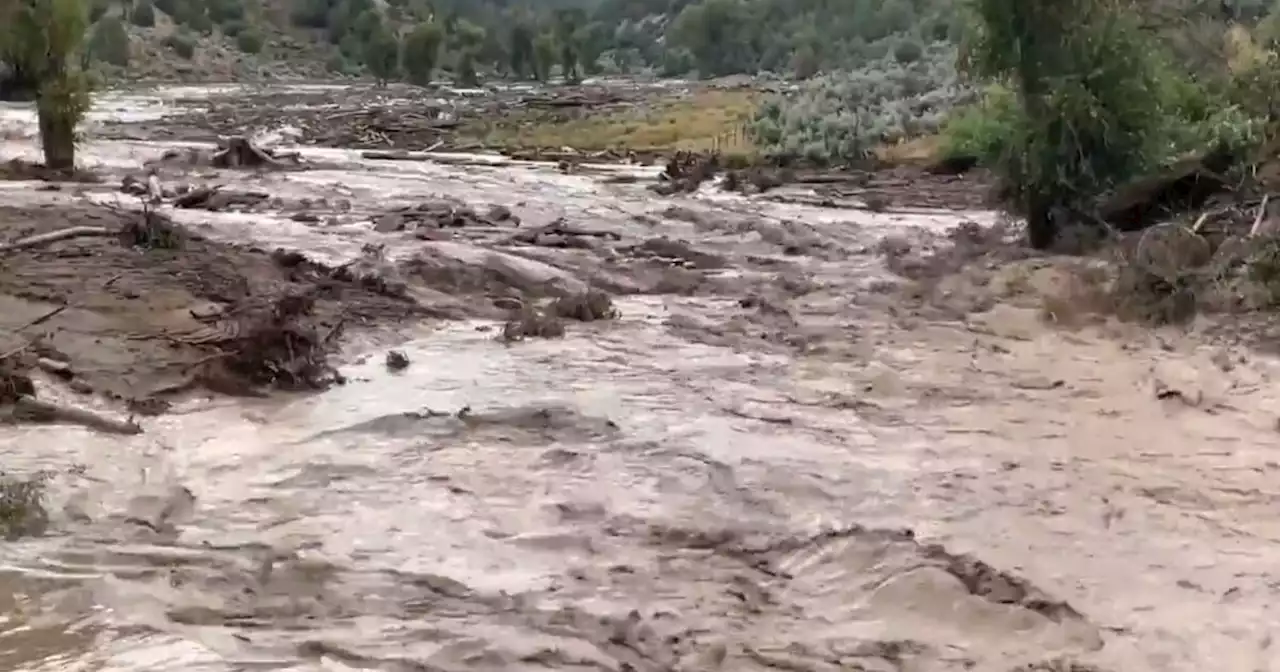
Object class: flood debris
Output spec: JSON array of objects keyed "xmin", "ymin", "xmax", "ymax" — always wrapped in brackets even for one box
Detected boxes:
[
  {"xmin": 0, "ymin": 157, "xmax": 101, "ymax": 183},
  {"xmin": 0, "ymin": 357, "xmax": 142, "ymax": 435},
  {"xmin": 212, "ymin": 135, "xmax": 303, "ymax": 169},
  {"xmin": 549, "ymin": 288, "xmax": 619, "ymax": 321},
  {"xmin": 0, "ymin": 224, "xmax": 115, "ymax": 253},
  {"xmin": 385, "ymin": 350, "xmax": 410, "ymax": 371},
  {"xmin": 210, "ymin": 290, "xmax": 345, "ymax": 391},
  {"xmin": 506, "ymin": 218, "xmax": 620, "ymax": 249},
  {"xmin": 370, "ymin": 199, "xmax": 520, "ymax": 233},
  {"xmin": 0, "ymin": 469, "xmax": 49, "ymax": 539},
  {"xmin": 498, "ymin": 287, "xmax": 620, "ymax": 343},
  {"xmin": 652, "ymin": 150, "xmax": 722, "ymax": 195},
  {"xmin": 499, "ymin": 302, "xmax": 567, "ymax": 342},
  {"xmin": 1097, "ymin": 146, "xmax": 1234, "ymax": 231},
  {"xmin": 172, "ymin": 185, "xmax": 272, "ymax": 212},
  {"xmin": 120, "ymin": 206, "xmax": 186, "ymax": 250}
]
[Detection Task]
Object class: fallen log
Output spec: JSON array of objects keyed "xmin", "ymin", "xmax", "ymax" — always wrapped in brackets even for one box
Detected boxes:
[
  {"xmin": 0, "ymin": 226, "xmax": 114, "ymax": 253},
  {"xmin": 7, "ymin": 396, "xmax": 142, "ymax": 435}
]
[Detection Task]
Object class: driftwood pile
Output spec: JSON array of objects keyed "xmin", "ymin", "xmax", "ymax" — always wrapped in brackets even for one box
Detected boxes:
[
  {"xmin": 311, "ymin": 107, "xmax": 460, "ymax": 149},
  {"xmin": 652, "ymin": 151, "xmax": 722, "ymax": 195}
]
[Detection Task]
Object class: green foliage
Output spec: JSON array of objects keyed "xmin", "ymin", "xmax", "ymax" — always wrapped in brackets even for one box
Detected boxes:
[
  {"xmin": 938, "ymin": 82, "xmax": 1019, "ymax": 162},
  {"xmin": 363, "ymin": 21, "xmax": 399, "ymax": 84},
  {"xmin": 130, "ymin": 0, "xmax": 155, "ymax": 26},
  {"xmin": 235, "ymin": 26, "xmax": 264, "ymax": 53},
  {"xmin": 90, "ymin": 15, "xmax": 131, "ymax": 66},
  {"xmin": 205, "ymin": 0, "xmax": 242, "ymax": 24},
  {"xmin": 402, "ymin": 20, "xmax": 444, "ymax": 86},
  {"xmin": 0, "ymin": 0, "xmax": 93, "ymax": 169},
  {"xmin": 532, "ymin": 31, "xmax": 556, "ymax": 81},
  {"xmin": 450, "ymin": 18, "xmax": 486, "ymax": 86},
  {"xmin": 751, "ymin": 44, "xmax": 970, "ymax": 164},
  {"xmin": 961, "ymin": 0, "xmax": 1171, "ymax": 247},
  {"xmin": 508, "ymin": 21, "xmax": 535, "ymax": 78},
  {"xmin": 325, "ymin": 52, "xmax": 348, "ymax": 73},
  {"xmin": 280, "ymin": 0, "xmax": 961, "ymax": 80}
]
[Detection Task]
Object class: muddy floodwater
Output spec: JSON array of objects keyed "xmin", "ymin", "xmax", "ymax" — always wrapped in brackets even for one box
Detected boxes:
[{"xmin": 0, "ymin": 85, "xmax": 1276, "ymax": 672}]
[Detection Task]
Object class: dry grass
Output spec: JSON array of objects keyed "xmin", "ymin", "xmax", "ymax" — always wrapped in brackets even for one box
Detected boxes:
[{"xmin": 473, "ymin": 89, "xmax": 761, "ymax": 156}]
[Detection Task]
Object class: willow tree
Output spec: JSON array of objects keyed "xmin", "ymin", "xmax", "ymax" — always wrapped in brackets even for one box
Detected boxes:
[
  {"xmin": 961, "ymin": 0, "xmax": 1165, "ymax": 248},
  {"xmin": 0, "ymin": 0, "xmax": 92, "ymax": 171}
]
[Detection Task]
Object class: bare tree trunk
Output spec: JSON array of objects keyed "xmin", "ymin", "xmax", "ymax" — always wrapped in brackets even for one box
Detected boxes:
[{"xmin": 37, "ymin": 106, "xmax": 76, "ymax": 172}]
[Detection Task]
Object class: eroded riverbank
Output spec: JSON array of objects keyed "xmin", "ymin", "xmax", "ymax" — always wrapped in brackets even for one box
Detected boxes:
[{"xmin": 0, "ymin": 85, "xmax": 1272, "ymax": 672}]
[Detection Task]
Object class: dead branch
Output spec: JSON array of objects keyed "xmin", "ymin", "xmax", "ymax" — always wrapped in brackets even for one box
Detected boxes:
[
  {"xmin": 6, "ymin": 396, "xmax": 142, "ymax": 435},
  {"xmin": 0, "ymin": 226, "xmax": 114, "ymax": 253}
]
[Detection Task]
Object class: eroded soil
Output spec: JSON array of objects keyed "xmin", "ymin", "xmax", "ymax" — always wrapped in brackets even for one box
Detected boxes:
[{"xmin": 0, "ymin": 202, "xmax": 423, "ymax": 406}]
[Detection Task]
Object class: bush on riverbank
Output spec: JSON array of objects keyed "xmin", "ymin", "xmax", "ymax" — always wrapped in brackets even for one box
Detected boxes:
[{"xmin": 749, "ymin": 44, "xmax": 970, "ymax": 165}]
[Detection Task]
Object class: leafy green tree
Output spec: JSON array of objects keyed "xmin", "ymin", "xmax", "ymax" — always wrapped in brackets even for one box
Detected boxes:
[
  {"xmin": 507, "ymin": 19, "xmax": 534, "ymax": 78},
  {"xmin": 402, "ymin": 20, "xmax": 444, "ymax": 85},
  {"xmin": 449, "ymin": 18, "xmax": 485, "ymax": 86},
  {"xmin": 0, "ymin": 0, "xmax": 93, "ymax": 170},
  {"xmin": 964, "ymin": 0, "xmax": 1166, "ymax": 248},
  {"xmin": 363, "ymin": 22, "xmax": 399, "ymax": 85},
  {"xmin": 532, "ymin": 30, "xmax": 555, "ymax": 81},
  {"xmin": 553, "ymin": 8, "xmax": 583, "ymax": 81},
  {"xmin": 90, "ymin": 15, "xmax": 131, "ymax": 66}
]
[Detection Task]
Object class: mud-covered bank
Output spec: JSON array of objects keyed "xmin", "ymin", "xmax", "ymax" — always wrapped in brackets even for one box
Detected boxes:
[{"xmin": 0, "ymin": 201, "xmax": 427, "ymax": 409}]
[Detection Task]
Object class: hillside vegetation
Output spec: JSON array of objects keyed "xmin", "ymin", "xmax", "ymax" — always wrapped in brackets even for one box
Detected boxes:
[{"xmin": 70, "ymin": 0, "xmax": 961, "ymax": 82}]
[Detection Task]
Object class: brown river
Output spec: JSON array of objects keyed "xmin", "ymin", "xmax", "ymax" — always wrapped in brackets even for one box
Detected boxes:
[{"xmin": 0, "ymin": 85, "xmax": 1276, "ymax": 672}]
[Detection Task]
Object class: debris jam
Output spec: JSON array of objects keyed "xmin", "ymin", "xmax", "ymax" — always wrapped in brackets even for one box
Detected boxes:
[{"xmin": 0, "ymin": 86, "xmax": 1269, "ymax": 672}]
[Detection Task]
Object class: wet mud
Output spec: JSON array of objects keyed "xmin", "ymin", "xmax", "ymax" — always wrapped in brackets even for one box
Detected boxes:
[{"xmin": 0, "ymin": 84, "xmax": 1271, "ymax": 672}]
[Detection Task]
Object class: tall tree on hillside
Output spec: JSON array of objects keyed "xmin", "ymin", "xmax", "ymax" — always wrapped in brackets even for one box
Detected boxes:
[
  {"xmin": 508, "ymin": 18, "xmax": 535, "ymax": 78},
  {"xmin": 554, "ymin": 8, "xmax": 584, "ymax": 81},
  {"xmin": 532, "ymin": 30, "xmax": 556, "ymax": 81},
  {"xmin": 402, "ymin": 20, "xmax": 445, "ymax": 86},
  {"xmin": 364, "ymin": 21, "xmax": 400, "ymax": 85},
  {"xmin": 450, "ymin": 18, "xmax": 485, "ymax": 86}
]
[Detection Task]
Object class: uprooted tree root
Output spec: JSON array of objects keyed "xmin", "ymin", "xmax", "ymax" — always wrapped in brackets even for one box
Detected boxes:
[{"xmin": 215, "ymin": 292, "xmax": 345, "ymax": 391}]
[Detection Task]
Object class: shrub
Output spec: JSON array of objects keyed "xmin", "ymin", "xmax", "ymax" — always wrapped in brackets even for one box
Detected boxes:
[
  {"xmin": 90, "ymin": 16, "xmax": 131, "ymax": 66},
  {"xmin": 750, "ymin": 43, "xmax": 972, "ymax": 164},
  {"xmin": 130, "ymin": 0, "xmax": 154, "ymax": 26},
  {"xmin": 938, "ymin": 83, "xmax": 1020, "ymax": 162},
  {"xmin": 236, "ymin": 28, "xmax": 264, "ymax": 53},
  {"xmin": 165, "ymin": 31, "xmax": 197, "ymax": 58}
]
